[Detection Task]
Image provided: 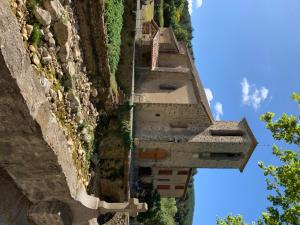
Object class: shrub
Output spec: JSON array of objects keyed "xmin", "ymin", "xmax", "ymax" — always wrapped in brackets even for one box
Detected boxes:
[
  {"xmin": 119, "ymin": 119, "xmax": 132, "ymax": 150},
  {"xmin": 104, "ymin": 0, "xmax": 124, "ymax": 75},
  {"xmin": 30, "ymin": 23, "xmax": 42, "ymax": 47}
]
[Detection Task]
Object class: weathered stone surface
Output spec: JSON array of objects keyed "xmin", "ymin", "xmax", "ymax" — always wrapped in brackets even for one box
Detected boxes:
[
  {"xmin": 67, "ymin": 91, "xmax": 81, "ymax": 113},
  {"xmin": 43, "ymin": 0, "xmax": 65, "ymax": 21},
  {"xmin": 45, "ymin": 31, "xmax": 54, "ymax": 41},
  {"xmin": 0, "ymin": 168, "xmax": 34, "ymax": 225},
  {"xmin": 91, "ymin": 88, "xmax": 98, "ymax": 97},
  {"xmin": 34, "ymin": 7, "xmax": 52, "ymax": 26},
  {"xmin": 0, "ymin": 1, "xmax": 147, "ymax": 224},
  {"xmin": 40, "ymin": 76, "xmax": 52, "ymax": 94},
  {"xmin": 63, "ymin": 61, "xmax": 76, "ymax": 76},
  {"xmin": 72, "ymin": 45, "xmax": 81, "ymax": 61},
  {"xmin": 42, "ymin": 55, "xmax": 52, "ymax": 65},
  {"xmin": 26, "ymin": 24, "xmax": 33, "ymax": 36},
  {"xmin": 58, "ymin": 90, "xmax": 63, "ymax": 101},
  {"xmin": 74, "ymin": 0, "xmax": 112, "ymax": 99},
  {"xmin": 0, "ymin": 2, "xmax": 98, "ymax": 224},
  {"xmin": 59, "ymin": 43, "xmax": 70, "ymax": 62},
  {"xmin": 29, "ymin": 45, "xmax": 37, "ymax": 53},
  {"xmin": 54, "ymin": 21, "xmax": 72, "ymax": 45},
  {"xmin": 49, "ymin": 36, "xmax": 56, "ymax": 47},
  {"xmin": 28, "ymin": 201, "xmax": 72, "ymax": 225},
  {"xmin": 32, "ymin": 53, "xmax": 40, "ymax": 65},
  {"xmin": 98, "ymin": 198, "xmax": 147, "ymax": 217}
]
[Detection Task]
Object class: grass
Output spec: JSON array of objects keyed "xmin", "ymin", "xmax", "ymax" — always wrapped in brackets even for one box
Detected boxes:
[
  {"xmin": 104, "ymin": 0, "xmax": 124, "ymax": 94},
  {"xmin": 26, "ymin": 0, "xmax": 40, "ymax": 11},
  {"xmin": 30, "ymin": 23, "xmax": 42, "ymax": 47}
]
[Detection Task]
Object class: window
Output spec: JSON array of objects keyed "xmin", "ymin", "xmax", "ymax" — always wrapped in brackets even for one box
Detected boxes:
[
  {"xmin": 155, "ymin": 113, "xmax": 160, "ymax": 117},
  {"xmin": 157, "ymin": 185, "xmax": 170, "ymax": 190},
  {"xmin": 175, "ymin": 185, "xmax": 185, "ymax": 190},
  {"xmin": 210, "ymin": 129, "xmax": 244, "ymax": 137},
  {"xmin": 170, "ymin": 123, "xmax": 188, "ymax": 129},
  {"xmin": 159, "ymin": 84, "xmax": 177, "ymax": 91},
  {"xmin": 158, "ymin": 170, "xmax": 172, "ymax": 175},
  {"xmin": 177, "ymin": 170, "xmax": 188, "ymax": 175},
  {"xmin": 138, "ymin": 167, "xmax": 152, "ymax": 176},
  {"xmin": 138, "ymin": 149, "xmax": 167, "ymax": 160},
  {"xmin": 199, "ymin": 152, "xmax": 243, "ymax": 161},
  {"xmin": 158, "ymin": 178, "xmax": 170, "ymax": 182}
]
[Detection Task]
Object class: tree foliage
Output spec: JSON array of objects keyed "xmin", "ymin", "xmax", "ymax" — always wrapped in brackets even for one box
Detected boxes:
[
  {"xmin": 175, "ymin": 169, "xmax": 196, "ymax": 225},
  {"xmin": 137, "ymin": 183, "xmax": 178, "ymax": 225},
  {"xmin": 217, "ymin": 93, "xmax": 300, "ymax": 225},
  {"xmin": 155, "ymin": 0, "xmax": 193, "ymax": 53},
  {"xmin": 141, "ymin": 197, "xmax": 178, "ymax": 225},
  {"xmin": 217, "ymin": 215, "xmax": 253, "ymax": 225},
  {"xmin": 104, "ymin": 0, "xmax": 124, "ymax": 75}
]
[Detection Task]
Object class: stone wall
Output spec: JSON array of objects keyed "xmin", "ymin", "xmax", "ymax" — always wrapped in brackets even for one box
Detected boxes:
[
  {"xmin": 134, "ymin": 101, "xmax": 209, "ymax": 147},
  {"xmin": 158, "ymin": 52, "xmax": 188, "ymax": 68},
  {"xmin": 0, "ymin": 168, "xmax": 34, "ymax": 225},
  {"xmin": 9, "ymin": 0, "xmax": 102, "ymax": 186},
  {"xmin": 0, "ymin": 0, "xmax": 134, "ymax": 224}
]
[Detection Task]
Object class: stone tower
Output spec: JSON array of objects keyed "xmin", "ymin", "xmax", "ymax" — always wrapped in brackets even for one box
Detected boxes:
[{"xmin": 134, "ymin": 23, "xmax": 257, "ymax": 197}]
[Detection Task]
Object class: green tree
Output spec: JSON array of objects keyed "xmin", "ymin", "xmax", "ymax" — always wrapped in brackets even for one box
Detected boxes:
[
  {"xmin": 144, "ymin": 198, "xmax": 177, "ymax": 225},
  {"xmin": 217, "ymin": 215, "xmax": 252, "ymax": 225},
  {"xmin": 217, "ymin": 93, "xmax": 300, "ymax": 225}
]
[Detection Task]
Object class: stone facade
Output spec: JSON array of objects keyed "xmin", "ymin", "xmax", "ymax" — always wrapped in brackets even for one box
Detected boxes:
[{"xmin": 134, "ymin": 25, "xmax": 258, "ymax": 198}]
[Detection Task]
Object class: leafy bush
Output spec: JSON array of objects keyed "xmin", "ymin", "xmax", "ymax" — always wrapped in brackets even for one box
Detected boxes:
[
  {"xmin": 156, "ymin": 0, "xmax": 194, "ymax": 54},
  {"xmin": 104, "ymin": 0, "xmax": 124, "ymax": 75}
]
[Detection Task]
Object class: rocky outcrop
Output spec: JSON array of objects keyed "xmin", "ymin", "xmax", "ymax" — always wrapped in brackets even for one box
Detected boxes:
[
  {"xmin": 34, "ymin": 7, "xmax": 52, "ymax": 26},
  {"xmin": 43, "ymin": 0, "xmax": 65, "ymax": 20},
  {"xmin": 0, "ymin": 0, "xmax": 140, "ymax": 224},
  {"xmin": 0, "ymin": 1, "xmax": 138, "ymax": 224},
  {"xmin": 9, "ymin": 0, "xmax": 101, "ymax": 186}
]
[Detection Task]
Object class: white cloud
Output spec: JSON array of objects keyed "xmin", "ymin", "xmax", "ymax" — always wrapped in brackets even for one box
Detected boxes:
[
  {"xmin": 196, "ymin": 0, "xmax": 203, "ymax": 8},
  {"xmin": 204, "ymin": 88, "xmax": 213, "ymax": 106},
  {"xmin": 188, "ymin": 0, "xmax": 193, "ymax": 14},
  {"xmin": 261, "ymin": 87, "xmax": 269, "ymax": 100},
  {"xmin": 241, "ymin": 77, "xmax": 269, "ymax": 110},
  {"xmin": 214, "ymin": 102, "xmax": 223, "ymax": 121},
  {"xmin": 241, "ymin": 78, "xmax": 250, "ymax": 103},
  {"xmin": 204, "ymin": 88, "xmax": 224, "ymax": 120}
]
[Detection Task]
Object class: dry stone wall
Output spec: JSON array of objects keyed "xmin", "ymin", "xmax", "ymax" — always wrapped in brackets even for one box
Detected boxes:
[
  {"xmin": 10, "ymin": 0, "xmax": 101, "ymax": 185},
  {"xmin": 0, "ymin": 0, "xmax": 132, "ymax": 224}
]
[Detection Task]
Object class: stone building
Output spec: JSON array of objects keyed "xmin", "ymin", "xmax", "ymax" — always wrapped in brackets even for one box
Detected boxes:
[{"xmin": 134, "ymin": 20, "xmax": 258, "ymax": 198}]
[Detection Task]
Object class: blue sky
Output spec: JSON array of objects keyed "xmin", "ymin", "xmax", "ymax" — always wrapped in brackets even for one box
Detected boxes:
[{"xmin": 189, "ymin": 1, "xmax": 300, "ymax": 224}]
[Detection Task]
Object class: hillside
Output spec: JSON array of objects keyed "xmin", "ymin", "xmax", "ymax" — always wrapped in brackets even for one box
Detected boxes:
[{"xmin": 155, "ymin": 0, "xmax": 193, "ymax": 53}]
